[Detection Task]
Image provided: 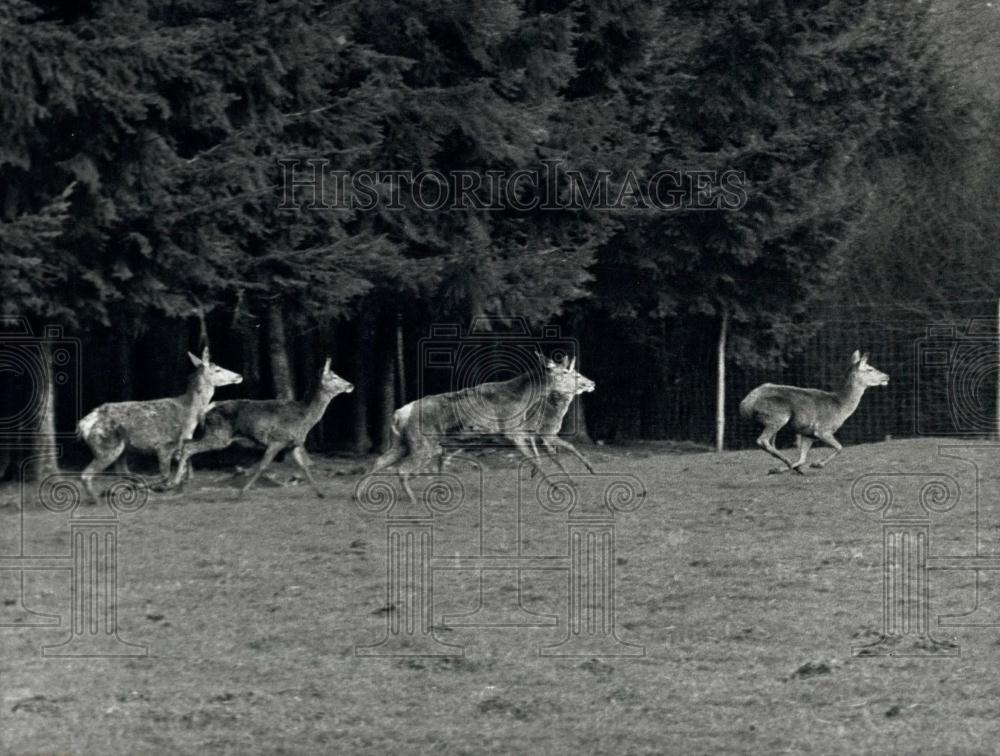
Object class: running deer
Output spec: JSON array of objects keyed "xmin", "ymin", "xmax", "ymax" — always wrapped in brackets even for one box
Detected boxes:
[
  {"xmin": 78, "ymin": 348, "xmax": 243, "ymax": 501},
  {"xmin": 166, "ymin": 358, "xmax": 353, "ymax": 498},
  {"xmin": 527, "ymin": 354, "xmax": 596, "ymax": 476},
  {"xmin": 739, "ymin": 350, "xmax": 889, "ymax": 475},
  {"xmin": 368, "ymin": 352, "xmax": 596, "ymax": 503}
]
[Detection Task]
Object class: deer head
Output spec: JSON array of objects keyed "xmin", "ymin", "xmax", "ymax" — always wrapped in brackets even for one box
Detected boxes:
[
  {"xmin": 318, "ymin": 357, "xmax": 354, "ymax": 395},
  {"xmin": 188, "ymin": 348, "xmax": 243, "ymax": 388},
  {"xmin": 849, "ymin": 350, "xmax": 889, "ymax": 388},
  {"xmin": 543, "ymin": 354, "xmax": 596, "ymax": 396}
]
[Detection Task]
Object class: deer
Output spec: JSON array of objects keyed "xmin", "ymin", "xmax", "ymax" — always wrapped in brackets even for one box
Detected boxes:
[
  {"xmin": 164, "ymin": 358, "xmax": 353, "ymax": 498},
  {"xmin": 525, "ymin": 354, "xmax": 596, "ymax": 476},
  {"xmin": 739, "ymin": 350, "xmax": 889, "ymax": 475},
  {"xmin": 367, "ymin": 351, "xmax": 596, "ymax": 503},
  {"xmin": 437, "ymin": 353, "xmax": 598, "ymax": 476},
  {"xmin": 78, "ymin": 348, "xmax": 243, "ymax": 502}
]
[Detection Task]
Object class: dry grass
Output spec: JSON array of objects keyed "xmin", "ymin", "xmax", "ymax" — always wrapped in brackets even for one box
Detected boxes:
[{"xmin": 3, "ymin": 438, "xmax": 1000, "ymax": 754}]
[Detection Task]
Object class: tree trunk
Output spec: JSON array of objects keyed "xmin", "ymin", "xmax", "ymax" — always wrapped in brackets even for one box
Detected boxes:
[
  {"xmin": 30, "ymin": 338, "xmax": 59, "ymax": 480},
  {"xmin": 377, "ymin": 308, "xmax": 397, "ymax": 453},
  {"xmin": 239, "ymin": 318, "xmax": 263, "ymax": 397},
  {"xmin": 716, "ymin": 310, "xmax": 728, "ymax": 452},
  {"xmin": 116, "ymin": 323, "xmax": 132, "ymax": 401},
  {"xmin": 350, "ymin": 310, "xmax": 373, "ymax": 454},
  {"xmin": 396, "ymin": 312, "xmax": 406, "ymax": 406},
  {"xmin": 267, "ymin": 303, "xmax": 295, "ymax": 400}
]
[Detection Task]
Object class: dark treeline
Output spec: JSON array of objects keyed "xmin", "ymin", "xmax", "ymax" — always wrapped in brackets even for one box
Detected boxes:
[{"xmin": 2, "ymin": 0, "xmax": 997, "ymax": 477}]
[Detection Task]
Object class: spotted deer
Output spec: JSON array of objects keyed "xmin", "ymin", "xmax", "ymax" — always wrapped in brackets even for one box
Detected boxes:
[
  {"xmin": 368, "ymin": 352, "xmax": 596, "ymax": 503},
  {"xmin": 78, "ymin": 348, "xmax": 243, "ymax": 501},
  {"xmin": 166, "ymin": 358, "xmax": 353, "ymax": 498},
  {"xmin": 739, "ymin": 350, "xmax": 889, "ymax": 475}
]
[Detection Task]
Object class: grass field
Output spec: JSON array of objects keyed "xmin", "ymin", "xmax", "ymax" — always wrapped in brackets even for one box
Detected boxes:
[{"xmin": 4, "ymin": 437, "xmax": 1000, "ymax": 754}]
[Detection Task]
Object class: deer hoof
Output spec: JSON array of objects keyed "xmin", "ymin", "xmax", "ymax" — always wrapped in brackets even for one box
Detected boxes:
[
  {"xmin": 792, "ymin": 466, "xmax": 805, "ymax": 475},
  {"xmin": 809, "ymin": 462, "xmax": 824, "ymax": 469}
]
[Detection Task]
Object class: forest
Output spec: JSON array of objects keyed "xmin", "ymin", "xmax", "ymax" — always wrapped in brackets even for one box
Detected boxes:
[{"xmin": 2, "ymin": 0, "xmax": 999, "ymax": 478}]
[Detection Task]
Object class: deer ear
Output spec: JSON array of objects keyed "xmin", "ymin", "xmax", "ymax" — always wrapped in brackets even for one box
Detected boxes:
[
  {"xmin": 569, "ymin": 356, "xmax": 576, "ymax": 370},
  {"xmin": 188, "ymin": 351, "xmax": 203, "ymax": 367},
  {"xmin": 323, "ymin": 357, "xmax": 332, "ymax": 373},
  {"xmin": 850, "ymin": 350, "xmax": 861, "ymax": 364},
  {"xmin": 201, "ymin": 346, "xmax": 211, "ymax": 363},
  {"xmin": 861, "ymin": 352, "xmax": 870, "ymax": 364}
]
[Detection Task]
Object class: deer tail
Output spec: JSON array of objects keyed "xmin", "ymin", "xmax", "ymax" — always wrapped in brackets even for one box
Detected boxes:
[
  {"xmin": 76, "ymin": 409, "xmax": 101, "ymax": 442},
  {"xmin": 739, "ymin": 387, "xmax": 763, "ymax": 420},
  {"xmin": 392, "ymin": 403, "xmax": 413, "ymax": 438},
  {"xmin": 77, "ymin": 407, "xmax": 125, "ymax": 449}
]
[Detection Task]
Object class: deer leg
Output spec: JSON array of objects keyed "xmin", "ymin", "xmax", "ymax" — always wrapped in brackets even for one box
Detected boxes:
[
  {"xmin": 540, "ymin": 438, "xmax": 572, "ymax": 477},
  {"xmin": 81, "ymin": 440, "xmax": 125, "ymax": 504},
  {"xmin": 548, "ymin": 436, "xmax": 596, "ymax": 473},
  {"xmin": 810, "ymin": 433, "xmax": 843, "ymax": 469},
  {"xmin": 397, "ymin": 452, "xmax": 433, "ymax": 506},
  {"xmin": 291, "ymin": 446, "xmax": 324, "ymax": 499},
  {"xmin": 369, "ymin": 443, "xmax": 405, "ymax": 474},
  {"xmin": 353, "ymin": 440, "xmax": 406, "ymax": 504},
  {"xmin": 528, "ymin": 436, "xmax": 545, "ymax": 478},
  {"xmin": 396, "ymin": 440, "xmax": 448, "ymax": 505},
  {"xmin": 239, "ymin": 443, "xmax": 285, "ymax": 498},
  {"xmin": 793, "ymin": 435, "xmax": 814, "ymax": 470},
  {"xmin": 154, "ymin": 447, "xmax": 174, "ymax": 485},
  {"xmin": 167, "ymin": 429, "xmax": 234, "ymax": 489},
  {"xmin": 511, "ymin": 434, "xmax": 546, "ymax": 479},
  {"xmin": 771, "ymin": 435, "xmax": 813, "ymax": 475},
  {"xmin": 438, "ymin": 446, "xmax": 464, "ymax": 473},
  {"xmin": 756, "ymin": 422, "xmax": 800, "ymax": 474}
]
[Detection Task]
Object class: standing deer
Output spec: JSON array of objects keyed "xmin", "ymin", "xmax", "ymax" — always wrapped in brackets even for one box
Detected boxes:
[
  {"xmin": 78, "ymin": 348, "xmax": 243, "ymax": 501},
  {"xmin": 368, "ymin": 352, "xmax": 596, "ymax": 503},
  {"xmin": 166, "ymin": 358, "xmax": 353, "ymax": 498},
  {"xmin": 739, "ymin": 350, "xmax": 889, "ymax": 475}
]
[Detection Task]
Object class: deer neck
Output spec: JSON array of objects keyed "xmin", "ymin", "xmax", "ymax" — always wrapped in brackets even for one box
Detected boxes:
[
  {"xmin": 834, "ymin": 375, "xmax": 867, "ymax": 422},
  {"xmin": 304, "ymin": 387, "xmax": 336, "ymax": 427},
  {"xmin": 184, "ymin": 373, "xmax": 215, "ymax": 414},
  {"xmin": 542, "ymin": 391, "xmax": 575, "ymax": 431}
]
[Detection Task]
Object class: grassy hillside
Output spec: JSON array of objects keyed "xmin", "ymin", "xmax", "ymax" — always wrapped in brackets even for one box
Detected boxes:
[
  {"xmin": 5, "ymin": 439, "xmax": 1000, "ymax": 753},
  {"xmin": 932, "ymin": 0, "xmax": 1000, "ymax": 103}
]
